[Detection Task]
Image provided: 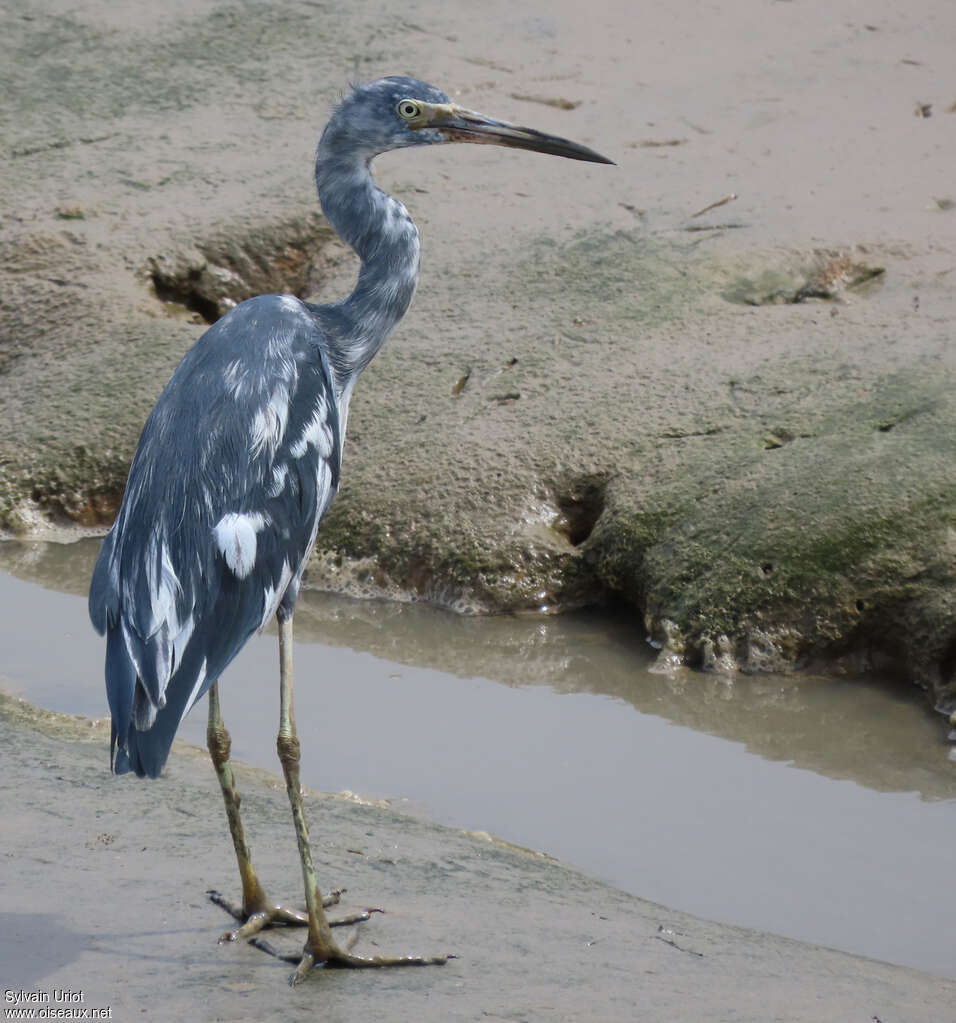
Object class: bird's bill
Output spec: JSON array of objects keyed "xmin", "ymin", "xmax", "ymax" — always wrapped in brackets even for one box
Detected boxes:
[{"xmin": 414, "ymin": 101, "xmax": 614, "ymax": 165}]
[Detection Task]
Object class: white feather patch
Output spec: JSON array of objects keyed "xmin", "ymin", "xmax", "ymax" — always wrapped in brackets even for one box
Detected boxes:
[
  {"xmin": 213, "ymin": 512, "xmax": 267, "ymax": 578},
  {"xmin": 278, "ymin": 294, "xmax": 304, "ymax": 314},
  {"xmin": 259, "ymin": 558, "xmax": 294, "ymax": 630},
  {"xmin": 269, "ymin": 462, "xmax": 289, "ymax": 497},
  {"xmin": 223, "ymin": 358, "xmax": 244, "ymax": 396},
  {"xmin": 250, "ymin": 386, "xmax": 291, "ymax": 457},
  {"xmin": 144, "ymin": 534, "xmax": 182, "ymax": 639},
  {"xmin": 171, "ymin": 613, "xmax": 195, "ymax": 677},
  {"xmin": 290, "ymin": 393, "xmax": 333, "ymax": 459},
  {"xmin": 179, "ymin": 658, "xmax": 208, "ymax": 725}
]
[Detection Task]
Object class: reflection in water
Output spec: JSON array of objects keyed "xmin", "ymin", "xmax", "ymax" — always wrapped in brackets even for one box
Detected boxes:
[
  {"xmin": 6, "ymin": 536, "xmax": 948, "ymax": 799},
  {"xmin": 1, "ymin": 538, "xmax": 955, "ymax": 978},
  {"xmin": 293, "ymin": 590, "xmax": 955, "ymax": 800}
]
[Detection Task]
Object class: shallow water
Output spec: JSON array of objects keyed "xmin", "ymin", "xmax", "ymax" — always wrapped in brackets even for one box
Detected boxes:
[{"xmin": 1, "ymin": 538, "xmax": 954, "ymax": 979}]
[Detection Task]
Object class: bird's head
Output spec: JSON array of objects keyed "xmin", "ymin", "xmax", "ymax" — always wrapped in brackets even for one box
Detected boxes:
[{"xmin": 320, "ymin": 75, "xmax": 614, "ymax": 165}]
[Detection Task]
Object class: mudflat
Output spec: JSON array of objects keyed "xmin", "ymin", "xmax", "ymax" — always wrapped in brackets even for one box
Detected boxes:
[{"xmin": 3, "ymin": 694, "xmax": 954, "ymax": 1022}]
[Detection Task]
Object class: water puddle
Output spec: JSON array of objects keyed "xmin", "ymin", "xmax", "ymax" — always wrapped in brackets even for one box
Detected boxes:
[{"xmin": 1, "ymin": 538, "xmax": 954, "ymax": 978}]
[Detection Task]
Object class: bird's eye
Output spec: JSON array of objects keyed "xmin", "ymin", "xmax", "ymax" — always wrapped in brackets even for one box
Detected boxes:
[{"xmin": 397, "ymin": 100, "xmax": 421, "ymax": 121}]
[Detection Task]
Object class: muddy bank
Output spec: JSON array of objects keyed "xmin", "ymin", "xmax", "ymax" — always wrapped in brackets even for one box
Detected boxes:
[
  {"xmin": 3, "ymin": 692, "xmax": 954, "ymax": 1022},
  {"xmin": 2, "ymin": 0, "xmax": 956, "ymax": 706}
]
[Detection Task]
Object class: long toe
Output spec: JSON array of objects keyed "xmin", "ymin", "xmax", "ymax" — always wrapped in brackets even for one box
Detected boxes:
[
  {"xmin": 246, "ymin": 923, "xmax": 451, "ymax": 983},
  {"xmin": 289, "ymin": 932, "xmax": 450, "ymax": 984},
  {"xmin": 209, "ymin": 888, "xmax": 375, "ymax": 944},
  {"xmin": 209, "ymin": 888, "xmax": 309, "ymax": 942}
]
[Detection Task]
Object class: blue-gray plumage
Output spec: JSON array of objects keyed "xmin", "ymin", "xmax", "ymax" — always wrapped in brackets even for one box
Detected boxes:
[
  {"xmin": 89, "ymin": 75, "xmax": 611, "ymax": 980},
  {"xmin": 89, "ymin": 295, "xmax": 341, "ymax": 776}
]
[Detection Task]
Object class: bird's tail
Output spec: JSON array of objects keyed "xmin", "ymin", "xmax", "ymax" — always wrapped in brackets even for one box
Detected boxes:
[
  {"xmin": 110, "ymin": 638, "xmax": 212, "ymax": 779},
  {"xmin": 105, "ymin": 626, "xmax": 135, "ymax": 770},
  {"xmin": 117, "ymin": 705, "xmax": 183, "ymax": 779}
]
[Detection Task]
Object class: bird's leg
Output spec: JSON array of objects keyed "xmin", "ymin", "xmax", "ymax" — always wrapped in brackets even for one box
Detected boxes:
[
  {"xmin": 275, "ymin": 611, "xmax": 449, "ymax": 984},
  {"xmin": 205, "ymin": 681, "xmax": 352, "ymax": 943}
]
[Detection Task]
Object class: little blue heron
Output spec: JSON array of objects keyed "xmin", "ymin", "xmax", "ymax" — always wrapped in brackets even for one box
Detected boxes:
[{"xmin": 89, "ymin": 75, "xmax": 612, "ymax": 983}]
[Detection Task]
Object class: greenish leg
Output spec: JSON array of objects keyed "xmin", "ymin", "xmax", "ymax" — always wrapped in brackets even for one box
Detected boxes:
[
  {"xmin": 206, "ymin": 680, "xmax": 346, "ymax": 942},
  {"xmin": 275, "ymin": 615, "xmax": 335, "ymax": 977},
  {"xmin": 274, "ymin": 612, "xmax": 450, "ymax": 985}
]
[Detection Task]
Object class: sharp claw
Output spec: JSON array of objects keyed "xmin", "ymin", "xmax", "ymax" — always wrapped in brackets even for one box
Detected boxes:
[
  {"xmin": 329, "ymin": 909, "xmax": 372, "ymax": 927},
  {"xmin": 322, "ymin": 887, "xmax": 345, "ymax": 908},
  {"xmin": 290, "ymin": 949, "xmax": 317, "ymax": 986}
]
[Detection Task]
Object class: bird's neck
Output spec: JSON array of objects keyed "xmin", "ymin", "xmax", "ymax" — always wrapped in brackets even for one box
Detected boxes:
[{"xmin": 314, "ymin": 150, "xmax": 420, "ymax": 383}]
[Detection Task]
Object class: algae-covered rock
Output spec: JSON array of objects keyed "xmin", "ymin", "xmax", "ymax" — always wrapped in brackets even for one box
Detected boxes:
[{"xmin": 2, "ymin": 0, "xmax": 956, "ymax": 714}]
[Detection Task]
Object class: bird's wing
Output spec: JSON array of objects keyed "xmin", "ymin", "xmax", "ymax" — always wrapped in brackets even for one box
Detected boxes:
[{"xmin": 89, "ymin": 296, "xmax": 342, "ymax": 769}]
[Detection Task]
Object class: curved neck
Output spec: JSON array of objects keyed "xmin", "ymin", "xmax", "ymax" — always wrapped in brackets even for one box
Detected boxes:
[{"xmin": 314, "ymin": 148, "xmax": 420, "ymax": 384}]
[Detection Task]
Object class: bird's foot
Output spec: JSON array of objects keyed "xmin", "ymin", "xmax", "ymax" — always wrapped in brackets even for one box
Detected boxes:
[
  {"xmin": 249, "ymin": 928, "xmax": 451, "ymax": 984},
  {"xmin": 208, "ymin": 888, "xmax": 376, "ymax": 943}
]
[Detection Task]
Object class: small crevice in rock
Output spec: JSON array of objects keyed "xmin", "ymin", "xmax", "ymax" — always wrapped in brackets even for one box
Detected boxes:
[
  {"xmin": 552, "ymin": 475, "xmax": 609, "ymax": 547},
  {"xmin": 147, "ymin": 213, "xmax": 334, "ymax": 324},
  {"xmin": 151, "ymin": 266, "xmax": 222, "ymax": 324},
  {"xmin": 937, "ymin": 631, "xmax": 956, "ymax": 687}
]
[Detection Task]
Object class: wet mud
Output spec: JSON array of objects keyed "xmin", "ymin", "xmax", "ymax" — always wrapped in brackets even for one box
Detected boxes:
[{"xmin": 3, "ymin": 695, "xmax": 955, "ymax": 1022}]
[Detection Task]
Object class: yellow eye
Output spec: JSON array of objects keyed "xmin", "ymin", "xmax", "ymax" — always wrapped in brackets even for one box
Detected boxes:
[{"xmin": 397, "ymin": 99, "xmax": 421, "ymax": 120}]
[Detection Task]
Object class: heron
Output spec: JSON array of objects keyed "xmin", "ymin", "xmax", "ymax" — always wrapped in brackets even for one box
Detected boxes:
[{"xmin": 89, "ymin": 75, "xmax": 612, "ymax": 983}]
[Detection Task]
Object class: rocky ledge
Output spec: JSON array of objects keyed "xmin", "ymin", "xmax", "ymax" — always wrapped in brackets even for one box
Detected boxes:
[{"xmin": 2, "ymin": 0, "xmax": 955, "ymax": 714}]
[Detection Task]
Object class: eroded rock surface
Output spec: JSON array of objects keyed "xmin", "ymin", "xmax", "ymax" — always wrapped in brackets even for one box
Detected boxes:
[{"xmin": 2, "ymin": 0, "xmax": 955, "ymax": 709}]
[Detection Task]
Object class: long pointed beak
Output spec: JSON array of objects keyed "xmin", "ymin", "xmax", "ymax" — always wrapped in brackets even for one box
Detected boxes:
[{"xmin": 418, "ymin": 102, "xmax": 614, "ymax": 165}]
